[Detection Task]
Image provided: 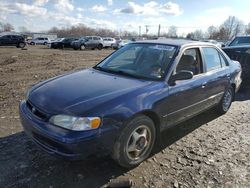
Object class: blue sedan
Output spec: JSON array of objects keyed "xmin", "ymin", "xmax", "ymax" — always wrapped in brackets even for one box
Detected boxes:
[{"xmin": 19, "ymin": 39, "xmax": 242, "ymax": 168}]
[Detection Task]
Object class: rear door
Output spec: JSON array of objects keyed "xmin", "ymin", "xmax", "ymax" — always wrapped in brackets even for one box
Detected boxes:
[
  {"xmin": 201, "ymin": 47, "xmax": 230, "ymax": 104},
  {"xmin": 85, "ymin": 37, "xmax": 94, "ymax": 48}
]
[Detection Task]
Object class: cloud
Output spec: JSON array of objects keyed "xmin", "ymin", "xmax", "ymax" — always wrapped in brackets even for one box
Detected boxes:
[
  {"xmin": 76, "ymin": 7, "xmax": 84, "ymax": 12},
  {"xmin": 108, "ymin": 0, "xmax": 113, "ymax": 6},
  {"xmin": 91, "ymin": 5, "xmax": 107, "ymax": 12},
  {"xmin": 114, "ymin": 1, "xmax": 183, "ymax": 16},
  {"xmin": 53, "ymin": 0, "xmax": 74, "ymax": 12},
  {"xmin": 50, "ymin": 13, "xmax": 115, "ymax": 29},
  {"xmin": 33, "ymin": 0, "xmax": 49, "ymax": 6},
  {"xmin": 159, "ymin": 2, "xmax": 183, "ymax": 16},
  {"xmin": 194, "ymin": 7, "xmax": 233, "ymax": 30},
  {"xmin": 0, "ymin": 2, "xmax": 47, "ymax": 18},
  {"xmin": 205, "ymin": 7, "xmax": 232, "ymax": 14}
]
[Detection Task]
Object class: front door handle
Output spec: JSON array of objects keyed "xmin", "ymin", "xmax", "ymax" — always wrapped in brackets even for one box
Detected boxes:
[{"xmin": 202, "ymin": 82, "xmax": 207, "ymax": 88}]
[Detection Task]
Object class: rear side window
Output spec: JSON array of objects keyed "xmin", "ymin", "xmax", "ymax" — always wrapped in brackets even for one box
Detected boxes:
[
  {"xmin": 219, "ymin": 53, "xmax": 227, "ymax": 67},
  {"xmin": 202, "ymin": 47, "xmax": 222, "ymax": 71}
]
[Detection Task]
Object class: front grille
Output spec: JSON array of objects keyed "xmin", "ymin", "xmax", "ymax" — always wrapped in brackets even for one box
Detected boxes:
[{"xmin": 26, "ymin": 100, "xmax": 48, "ymax": 120}]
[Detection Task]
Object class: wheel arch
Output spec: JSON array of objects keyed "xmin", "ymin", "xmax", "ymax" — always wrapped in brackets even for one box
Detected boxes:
[{"xmin": 230, "ymin": 83, "xmax": 236, "ymax": 101}]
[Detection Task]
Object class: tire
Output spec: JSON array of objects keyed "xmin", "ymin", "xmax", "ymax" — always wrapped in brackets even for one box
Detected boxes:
[
  {"xmin": 112, "ymin": 115, "xmax": 156, "ymax": 168},
  {"xmin": 44, "ymin": 42, "xmax": 47, "ymax": 45},
  {"xmin": 18, "ymin": 42, "xmax": 25, "ymax": 48},
  {"xmin": 97, "ymin": 44, "xmax": 103, "ymax": 50},
  {"xmin": 80, "ymin": 44, "xmax": 85, "ymax": 50},
  {"xmin": 217, "ymin": 86, "xmax": 234, "ymax": 115},
  {"xmin": 30, "ymin": 42, "xmax": 35, "ymax": 45}
]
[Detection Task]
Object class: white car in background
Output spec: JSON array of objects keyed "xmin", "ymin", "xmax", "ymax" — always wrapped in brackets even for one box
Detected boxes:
[
  {"xmin": 118, "ymin": 39, "xmax": 132, "ymax": 49},
  {"xmin": 103, "ymin": 37, "xmax": 116, "ymax": 48},
  {"xmin": 203, "ymin": 40, "xmax": 222, "ymax": 48},
  {"xmin": 29, "ymin": 37, "xmax": 51, "ymax": 45}
]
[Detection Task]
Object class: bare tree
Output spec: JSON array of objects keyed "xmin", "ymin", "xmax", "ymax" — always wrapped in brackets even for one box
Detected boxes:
[
  {"xmin": 245, "ymin": 23, "xmax": 250, "ymax": 35},
  {"xmin": 167, "ymin": 26, "xmax": 178, "ymax": 38},
  {"xmin": 0, "ymin": 22, "xmax": 14, "ymax": 32},
  {"xmin": 193, "ymin": 29, "xmax": 204, "ymax": 40},
  {"xmin": 220, "ymin": 16, "xmax": 244, "ymax": 39},
  {"xmin": 18, "ymin": 26, "xmax": 29, "ymax": 33},
  {"xmin": 2, "ymin": 23, "xmax": 14, "ymax": 32},
  {"xmin": 207, "ymin": 25, "xmax": 218, "ymax": 39},
  {"xmin": 48, "ymin": 24, "xmax": 121, "ymax": 38}
]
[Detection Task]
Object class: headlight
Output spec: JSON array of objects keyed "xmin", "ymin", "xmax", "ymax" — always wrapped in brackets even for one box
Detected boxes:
[{"xmin": 49, "ymin": 115, "xmax": 101, "ymax": 131}]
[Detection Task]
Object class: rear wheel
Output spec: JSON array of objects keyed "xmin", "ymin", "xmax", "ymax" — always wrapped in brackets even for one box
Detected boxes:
[
  {"xmin": 18, "ymin": 42, "xmax": 25, "ymax": 48},
  {"xmin": 97, "ymin": 44, "xmax": 103, "ymax": 50},
  {"xmin": 217, "ymin": 87, "xmax": 234, "ymax": 114},
  {"xmin": 112, "ymin": 115, "xmax": 156, "ymax": 168},
  {"xmin": 44, "ymin": 42, "xmax": 47, "ymax": 45}
]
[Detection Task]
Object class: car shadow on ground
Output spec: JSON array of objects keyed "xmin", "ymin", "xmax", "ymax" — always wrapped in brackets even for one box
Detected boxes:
[
  {"xmin": 235, "ymin": 88, "xmax": 250, "ymax": 101},
  {"xmin": 0, "ymin": 108, "xmax": 222, "ymax": 188},
  {"xmin": 156, "ymin": 108, "xmax": 220, "ymax": 153}
]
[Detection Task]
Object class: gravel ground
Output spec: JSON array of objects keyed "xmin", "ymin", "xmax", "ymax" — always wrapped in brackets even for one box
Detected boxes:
[{"xmin": 0, "ymin": 46, "xmax": 249, "ymax": 188}]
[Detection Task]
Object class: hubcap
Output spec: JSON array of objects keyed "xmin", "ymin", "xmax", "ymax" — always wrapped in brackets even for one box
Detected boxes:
[
  {"xmin": 222, "ymin": 90, "xmax": 232, "ymax": 111},
  {"xmin": 126, "ymin": 125, "xmax": 151, "ymax": 161},
  {"xmin": 81, "ymin": 45, "xmax": 85, "ymax": 50}
]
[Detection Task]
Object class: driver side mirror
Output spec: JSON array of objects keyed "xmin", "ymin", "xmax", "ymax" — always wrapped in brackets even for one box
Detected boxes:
[{"xmin": 169, "ymin": 70, "xmax": 193, "ymax": 86}]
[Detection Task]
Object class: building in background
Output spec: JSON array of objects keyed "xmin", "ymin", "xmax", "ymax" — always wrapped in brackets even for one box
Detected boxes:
[{"xmin": 0, "ymin": 32, "xmax": 57, "ymax": 40}]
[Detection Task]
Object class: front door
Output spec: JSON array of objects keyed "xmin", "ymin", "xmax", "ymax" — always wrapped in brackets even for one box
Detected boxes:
[{"xmin": 164, "ymin": 48, "xmax": 209, "ymax": 126}]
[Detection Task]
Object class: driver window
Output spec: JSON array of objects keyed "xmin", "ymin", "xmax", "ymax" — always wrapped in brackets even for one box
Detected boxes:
[{"xmin": 176, "ymin": 48, "xmax": 202, "ymax": 76}]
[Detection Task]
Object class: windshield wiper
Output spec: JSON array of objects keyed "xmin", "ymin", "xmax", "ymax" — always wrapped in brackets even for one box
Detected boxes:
[{"xmin": 94, "ymin": 66, "xmax": 144, "ymax": 79}]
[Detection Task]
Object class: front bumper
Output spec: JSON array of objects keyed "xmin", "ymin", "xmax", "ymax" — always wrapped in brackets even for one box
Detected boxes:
[{"xmin": 19, "ymin": 100, "xmax": 118, "ymax": 160}]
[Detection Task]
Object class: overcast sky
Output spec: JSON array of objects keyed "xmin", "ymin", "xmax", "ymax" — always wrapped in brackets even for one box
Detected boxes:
[{"xmin": 1, "ymin": 0, "xmax": 250, "ymax": 35}]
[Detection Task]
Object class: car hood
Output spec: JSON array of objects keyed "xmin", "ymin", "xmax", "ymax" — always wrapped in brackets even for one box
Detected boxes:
[{"xmin": 28, "ymin": 68, "xmax": 151, "ymax": 114}]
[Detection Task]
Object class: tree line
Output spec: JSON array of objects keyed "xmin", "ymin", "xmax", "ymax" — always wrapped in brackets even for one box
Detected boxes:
[{"xmin": 1, "ymin": 16, "xmax": 250, "ymax": 41}]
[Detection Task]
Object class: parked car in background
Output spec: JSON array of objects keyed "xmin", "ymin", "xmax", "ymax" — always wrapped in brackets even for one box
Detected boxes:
[
  {"xmin": 117, "ymin": 39, "xmax": 133, "ymax": 49},
  {"xmin": 0, "ymin": 34, "xmax": 26, "ymax": 48},
  {"xmin": 112, "ymin": 37, "xmax": 122, "ymax": 49},
  {"xmin": 50, "ymin": 38, "xmax": 78, "ymax": 49},
  {"xmin": 103, "ymin": 37, "xmax": 116, "ymax": 48},
  {"xmin": 223, "ymin": 35, "xmax": 250, "ymax": 88},
  {"xmin": 29, "ymin": 37, "xmax": 50, "ymax": 45},
  {"xmin": 203, "ymin": 39, "xmax": 223, "ymax": 48},
  {"xmin": 19, "ymin": 40, "xmax": 241, "ymax": 168},
  {"xmin": 71, "ymin": 36, "xmax": 104, "ymax": 50}
]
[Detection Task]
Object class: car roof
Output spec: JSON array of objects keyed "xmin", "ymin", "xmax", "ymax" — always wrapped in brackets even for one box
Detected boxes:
[{"xmin": 135, "ymin": 39, "xmax": 214, "ymax": 47}]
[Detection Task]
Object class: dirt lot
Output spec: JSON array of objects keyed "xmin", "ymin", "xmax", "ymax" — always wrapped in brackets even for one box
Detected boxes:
[{"xmin": 0, "ymin": 46, "xmax": 249, "ymax": 188}]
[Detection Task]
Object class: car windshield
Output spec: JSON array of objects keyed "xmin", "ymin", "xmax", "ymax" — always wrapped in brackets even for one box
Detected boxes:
[
  {"xmin": 94, "ymin": 43, "xmax": 177, "ymax": 80},
  {"xmin": 229, "ymin": 37, "xmax": 250, "ymax": 46}
]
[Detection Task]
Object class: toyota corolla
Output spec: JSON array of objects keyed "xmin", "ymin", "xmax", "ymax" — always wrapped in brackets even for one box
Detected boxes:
[{"xmin": 19, "ymin": 40, "xmax": 241, "ymax": 168}]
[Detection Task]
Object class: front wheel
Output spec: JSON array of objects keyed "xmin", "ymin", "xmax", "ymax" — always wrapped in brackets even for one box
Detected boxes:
[
  {"xmin": 112, "ymin": 115, "xmax": 156, "ymax": 168},
  {"xmin": 217, "ymin": 87, "xmax": 234, "ymax": 114},
  {"xmin": 80, "ymin": 45, "xmax": 85, "ymax": 50}
]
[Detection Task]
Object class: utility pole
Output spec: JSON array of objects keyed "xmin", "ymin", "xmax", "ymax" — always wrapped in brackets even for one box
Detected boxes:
[
  {"xmin": 158, "ymin": 24, "xmax": 161, "ymax": 37},
  {"xmin": 145, "ymin": 25, "xmax": 149, "ymax": 37},
  {"xmin": 139, "ymin": 26, "xmax": 141, "ymax": 39}
]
